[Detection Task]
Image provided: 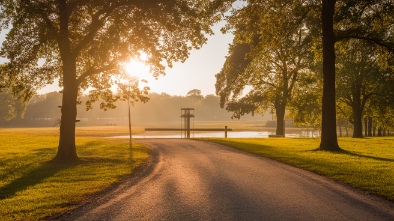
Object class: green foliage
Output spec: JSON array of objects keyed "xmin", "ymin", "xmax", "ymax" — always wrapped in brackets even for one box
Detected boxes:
[
  {"xmin": 289, "ymin": 70, "xmax": 322, "ymax": 129},
  {"xmin": 0, "ymin": 88, "xmax": 26, "ymax": 121},
  {"xmin": 336, "ymin": 40, "xmax": 383, "ymax": 137},
  {"xmin": 335, "ymin": 1, "xmax": 394, "ymax": 51},
  {"xmin": 0, "ymin": 0, "xmax": 235, "ymax": 160},
  {"xmin": 207, "ymin": 137, "xmax": 394, "ymax": 201},
  {"xmin": 0, "ymin": 0, "xmax": 232, "ymax": 107},
  {"xmin": 0, "ymin": 127, "xmax": 148, "ymax": 220},
  {"xmin": 216, "ymin": 0, "xmax": 316, "ymax": 122}
]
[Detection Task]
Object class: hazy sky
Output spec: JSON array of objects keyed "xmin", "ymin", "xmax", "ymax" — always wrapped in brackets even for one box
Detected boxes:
[
  {"xmin": 1, "ymin": 22, "xmax": 233, "ymax": 97},
  {"xmin": 122, "ymin": 23, "xmax": 233, "ymax": 96}
]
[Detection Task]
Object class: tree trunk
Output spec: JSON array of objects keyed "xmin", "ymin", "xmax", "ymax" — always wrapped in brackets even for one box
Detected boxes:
[
  {"xmin": 339, "ymin": 124, "xmax": 342, "ymax": 137},
  {"xmin": 54, "ymin": 56, "xmax": 79, "ymax": 161},
  {"xmin": 55, "ymin": 88, "xmax": 78, "ymax": 161},
  {"xmin": 378, "ymin": 127, "xmax": 382, "ymax": 136},
  {"xmin": 345, "ymin": 121, "xmax": 349, "ymax": 137},
  {"xmin": 53, "ymin": 1, "xmax": 79, "ymax": 161},
  {"xmin": 351, "ymin": 81, "xmax": 364, "ymax": 138},
  {"xmin": 352, "ymin": 104, "xmax": 363, "ymax": 138},
  {"xmin": 364, "ymin": 117, "xmax": 368, "ymax": 137},
  {"xmin": 275, "ymin": 100, "xmax": 286, "ymax": 136},
  {"xmin": 367, "ymin": 117, "xmax": 373, "ymax": 136},
  {"xmin": 319, "ymin": 0, "xmax": 341, "ymax": 151}
]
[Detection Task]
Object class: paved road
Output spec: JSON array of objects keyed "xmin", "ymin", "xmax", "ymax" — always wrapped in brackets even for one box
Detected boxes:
[{"xmin": 59, "ymin": 139, "xmax": 394, "ymax": 221}]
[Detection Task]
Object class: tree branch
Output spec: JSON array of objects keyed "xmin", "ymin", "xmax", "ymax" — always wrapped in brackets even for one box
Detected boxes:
[
  {"xmin": 72, "ymin": 1, "xmax": 127, "ymax": 57},
  {"xmin": 76, "ymin": 63, "xmax": 117, "ymax": 87},
  {"xmin": 22, "ymin": 0, "xmax": 60, "ymax": 43},
  {"xmin": 336, "ymin": 32, "xmax": 394, "ymax": 53}
]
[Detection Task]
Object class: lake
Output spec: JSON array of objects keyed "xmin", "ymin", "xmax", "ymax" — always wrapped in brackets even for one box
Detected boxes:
[{"xmin": 112, "ymin": 130, "xmax": 320, "ymax": 139}]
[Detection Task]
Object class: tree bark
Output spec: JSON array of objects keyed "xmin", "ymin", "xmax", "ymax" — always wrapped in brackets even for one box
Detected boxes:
[
  {"xmin": 54, "ymin": 56, "xmax": 79, "ymax": 161},
  {"xmin": 339, "ymin": 124, "xmax": 342, "ymax": 137},
  {"xmin": 364, "ymin": 117, "xmax": 367, "ymax": 137},
  {"xmin": 367, "ymin": 116, "xmax": 373, "ymax": 136},
  {"xmin": 53, "ymin": 1, "xmax": 79, "ymax": 161},
  {"xmin": 319, "ymin": 0, "xmax": 341, "ymax": 151},
  {"xmin": 352, "ymin": 100, "xmax": 363, "ymax": 138},
  {"xmin": 350, "ymin": 81, "xmax": 364, "ymax": 138},
  {"xmin": 275, "ymin": 99, "xmax": 286, "ymax": 136}
]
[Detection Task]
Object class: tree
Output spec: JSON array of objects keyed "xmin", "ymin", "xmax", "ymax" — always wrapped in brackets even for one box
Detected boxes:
[
  {"xmin": 320, "ymin": 0, "xmax": 339, "ymax": 150},
  {"xmin": 24, "ymin": 91, "xmax": 63, "ymax": 123},
  {"xmin": 289, "ymin": 70, "xmax": 322, "ymax": 132},
  {"xmin": 335, "ymin": 40, "xmax": 386, "ymax": 138},
  {"xmin": 0, "ymin": 64, "xmax": 26, "ymax": 121},
  {"xmin": 367, "ymin": 64, "xmax": 394, "ymax": 136},
  {"xmin": 0, "ymin": 88, "xmax": 25, "ymax": 122},
  {"xmin": 186, "ymin": 89, "xmax": 204, "ymax": 102},
  {"xmin": 0, "ymin": 0, "xmax": 234, "ymax": 161},
  {"xmin": 216, "ymin": 0, "xmax": 315, "ymax": 135},
  {"xmin": 319, "ymin": 0, "xmax": 394, "ymax": 150}
]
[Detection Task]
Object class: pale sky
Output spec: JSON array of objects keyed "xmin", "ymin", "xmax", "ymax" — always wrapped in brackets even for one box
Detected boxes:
[
  {"xmin": 1, "ymin": 22, "xmax": 233, "ymax": 97},
  {"xmin": 116, "ymin": 22, "xmax": 233, "ymax": 96}
]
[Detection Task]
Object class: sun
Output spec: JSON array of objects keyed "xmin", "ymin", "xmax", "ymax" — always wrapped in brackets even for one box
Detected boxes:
[
  {"xmin": 124, "ymin": 59, "xmax": 151, "ymax": 80},
  {"xmin": 121, "ymin": 53, "xmax": 174, "ymax": 94}
]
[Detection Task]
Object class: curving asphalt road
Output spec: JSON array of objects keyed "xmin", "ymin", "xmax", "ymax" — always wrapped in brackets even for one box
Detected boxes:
[{"xmin": 58, "ymin": 139, "xmax": 394, "ymax": 221}]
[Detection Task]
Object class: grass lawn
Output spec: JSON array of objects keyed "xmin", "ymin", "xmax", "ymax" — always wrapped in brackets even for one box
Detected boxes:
[
  {"xmin": 0, "ymin": 127, "xmax": 148, "ymax": 221},
  {"xmin": 206, "ymin": 137, "xmax": 394, "ymax": 202}
]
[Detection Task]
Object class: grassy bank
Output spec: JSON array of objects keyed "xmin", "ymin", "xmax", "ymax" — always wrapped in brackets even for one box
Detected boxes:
[
  {"xmin": 206, "ymin": 137, "xmax": 394, "ymax": 202},
  {"xmin": 0, "ymin": 127, "xmax": 148, "ymax": 220}
]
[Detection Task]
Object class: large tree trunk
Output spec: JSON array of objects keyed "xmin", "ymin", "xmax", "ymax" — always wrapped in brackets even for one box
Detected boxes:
[
  {"xmin": 54, "ymin": 3, "xmax": 79, "ymax": 161},
  {"xmin": 319, "ymin": 0, "xmax": 341, "ymax": 151},
  {"xmin": 54, "ymin": 56, "xmax": 79, "ymax": 161},
  {"xmin": 55, "ymin": 88, "xmax": 78, "ymax": 161},
  {"xmin": 275, "ymin": 101, "xmax": 286, "ymax": 136}
]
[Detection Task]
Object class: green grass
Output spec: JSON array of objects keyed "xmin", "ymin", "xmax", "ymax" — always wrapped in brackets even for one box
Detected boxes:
[
  {"xmin": 0, "ymin": 127, "xmax": 148, "ymax": 221},
  {"xmin": 206, "ymin": 137, "xmax": 394, "ymax": 202}
]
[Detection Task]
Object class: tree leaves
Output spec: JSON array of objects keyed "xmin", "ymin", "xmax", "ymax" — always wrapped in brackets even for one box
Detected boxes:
[{"xmin": 0, "ymin": 0, "xmax": 234, "ymax": 110}]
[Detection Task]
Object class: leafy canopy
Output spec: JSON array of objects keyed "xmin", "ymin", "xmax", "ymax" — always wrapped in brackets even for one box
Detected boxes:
[
  {"xmin": 216, "ymin": 0, "xmax": 316, "ymax": 119},
  {"xmin": 0, "ymin": 0, "xmax": 234, "ymax": 105}
]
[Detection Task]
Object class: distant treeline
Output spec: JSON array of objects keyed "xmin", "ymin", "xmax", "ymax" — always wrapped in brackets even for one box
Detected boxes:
[{"xmin": 1, "ymin": 91, "xmax": 270, "ymax": 127}]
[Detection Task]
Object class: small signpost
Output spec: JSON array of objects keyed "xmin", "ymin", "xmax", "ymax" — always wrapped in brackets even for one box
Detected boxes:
[{"xmin": 180, "ymin": 108, "xmax": 195, "ymax": 138}]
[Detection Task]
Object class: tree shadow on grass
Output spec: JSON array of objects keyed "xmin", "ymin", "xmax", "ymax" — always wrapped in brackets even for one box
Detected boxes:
[
  {"xmin": 313, "ymin": 148, "xmax": 394, "ymax": 162},
  {"xmin": 339, "ymin": 149, "xmax": 394, "ymax": 162},
  {"xmin": 0, "ymin": 160, "xmax": 79, "ymax": 200},
  {"xmin": 0, "ymin": 140, "xmax": 144, "ymax": 201}
]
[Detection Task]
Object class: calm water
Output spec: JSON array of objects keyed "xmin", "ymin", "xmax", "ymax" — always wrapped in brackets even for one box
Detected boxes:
[{"xmin": 112, "ymin": 130, "xmax": 320, "ymax": 139}]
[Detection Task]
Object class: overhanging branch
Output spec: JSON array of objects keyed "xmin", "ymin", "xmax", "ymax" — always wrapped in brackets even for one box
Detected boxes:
[
  {"xmin": 76, "ymin": 63, "xmax": 117, "ymax": 87},
  {"xmin": 336, "ymin": 33, "xmax": 394, "ymax": 53}
]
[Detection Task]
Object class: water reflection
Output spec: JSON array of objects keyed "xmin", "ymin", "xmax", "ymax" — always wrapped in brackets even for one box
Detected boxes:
[{"xmin": 111, "ymin": 130, "xmax": 320, "ymax": 139}]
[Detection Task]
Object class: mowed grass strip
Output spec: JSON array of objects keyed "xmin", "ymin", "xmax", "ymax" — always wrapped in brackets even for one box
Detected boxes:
[
  {"xmin": 0, "ymin": 127, "xmax": 148, "ymax": 221},
  {"xmin": 206, "ymin": 137, "xmax": 394, "ymax": 202}
]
